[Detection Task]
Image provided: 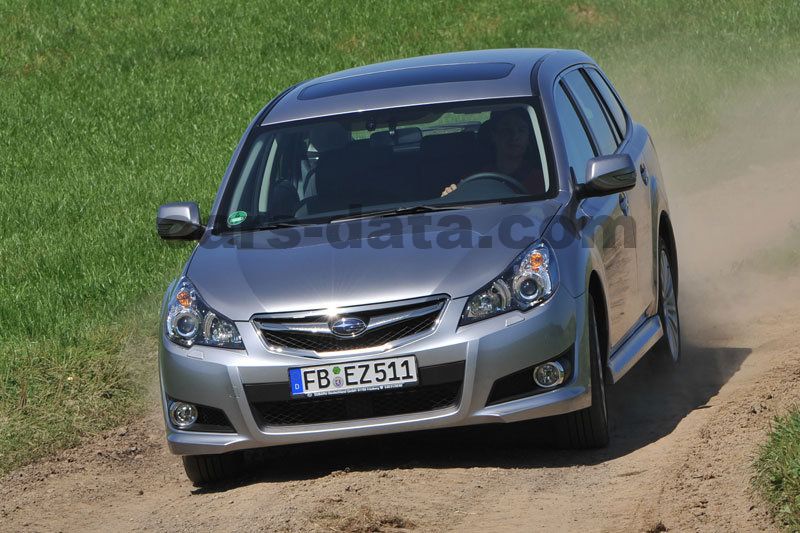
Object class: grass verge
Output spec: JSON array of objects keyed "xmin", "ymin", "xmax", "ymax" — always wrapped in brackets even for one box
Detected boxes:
[
  {"xmin": 0, "ymin": 300, "xmax": 158, "ymax": 474},
  {"xmin": 755, "ymin": 410, "xmax": 800, "ymax": 530}
]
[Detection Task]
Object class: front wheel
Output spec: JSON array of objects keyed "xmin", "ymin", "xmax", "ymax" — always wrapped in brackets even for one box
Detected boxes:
[
  {"xmin": 182, "ymin": 452, "xmax": 244, "ymax": 486},
  {"xmin": 551, "ymin": 296, "xmax": 609, "ymax": 449}
]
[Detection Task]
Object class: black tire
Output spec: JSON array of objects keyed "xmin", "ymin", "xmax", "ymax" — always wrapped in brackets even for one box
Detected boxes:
[
  {"xmin": 182, "ymin": 452, "xmax": 244, "ymax": 486},
  {"xmin": 652, "ymin": 237, "xmax": 681, "ymax": 364},
  {"xmin": 552, "ymin": 296, "xmax": 609, "ymax": 449}
]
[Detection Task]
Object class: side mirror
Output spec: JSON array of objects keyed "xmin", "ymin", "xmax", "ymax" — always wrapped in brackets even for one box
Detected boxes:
[
  {"xmin": 576, "ymin": 154, "xmax": 637, "ymax": 199},
  {"xmin": 156, "ymin": 202, "xmax": 204, "ymax": 240}
]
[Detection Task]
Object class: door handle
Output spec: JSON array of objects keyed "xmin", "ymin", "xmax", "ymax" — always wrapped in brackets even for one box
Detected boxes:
[
  {"xmin": 618, "ymin": 192, "xmax": 630, "ymax": 216},
  {"xmin": 640, "ymin": 163, "xmax": 649, "ymax": 185}
]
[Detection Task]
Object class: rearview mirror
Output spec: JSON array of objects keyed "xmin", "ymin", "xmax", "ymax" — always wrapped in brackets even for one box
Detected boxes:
[
  {"xmin": 156, "ymin": 202, "xmax": 204, "ymax": 240},
  {"xmin": 576, "ymin": 154, "xmax": 637, "ymax": 199}
]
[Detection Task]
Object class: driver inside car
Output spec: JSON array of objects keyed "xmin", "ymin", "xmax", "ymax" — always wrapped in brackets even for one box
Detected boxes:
[{"xmin": 441, "ymin": 108, "xmax": 546, "ymax": 197}]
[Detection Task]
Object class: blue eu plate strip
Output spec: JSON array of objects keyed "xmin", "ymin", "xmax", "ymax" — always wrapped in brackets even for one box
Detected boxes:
[{"xmin": 289, "ymin": 368, "xmax": 304, "ymax": 395}]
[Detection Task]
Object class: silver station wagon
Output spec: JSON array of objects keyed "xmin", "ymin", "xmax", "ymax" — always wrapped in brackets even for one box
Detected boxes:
[{"xmin": 156, "ymin": 48, "xmax": 680, "ymax": 485}]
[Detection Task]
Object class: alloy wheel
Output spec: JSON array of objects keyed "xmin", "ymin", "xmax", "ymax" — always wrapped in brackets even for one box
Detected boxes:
[{"xmin": 659, "ymin": 248, "xmax": 680, "ymax": 362}]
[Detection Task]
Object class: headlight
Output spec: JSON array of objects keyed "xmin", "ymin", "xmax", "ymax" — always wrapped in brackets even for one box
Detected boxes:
[
  {"xmin": 460, "ymin": 242, "xmax": 558, "ymax": 325},
  {"xmin": 165, "ymin": 278, "xmax": 244, "ymax": 349}
]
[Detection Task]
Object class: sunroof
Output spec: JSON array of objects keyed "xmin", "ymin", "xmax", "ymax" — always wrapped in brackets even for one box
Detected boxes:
[{"xmin": 297, "ymin": 62, "xmax": 515, "ymax": 101}]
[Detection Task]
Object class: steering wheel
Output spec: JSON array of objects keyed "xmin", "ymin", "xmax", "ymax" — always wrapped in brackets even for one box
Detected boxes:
[{"xmin": 457, "ymin": 172, "xmax": 527, "ymax": 194}]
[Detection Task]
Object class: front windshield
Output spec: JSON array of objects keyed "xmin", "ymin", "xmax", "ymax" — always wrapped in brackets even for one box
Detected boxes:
[{"xmin": 218, "ymin": 101, "xmax": 550, "ymax": 231}]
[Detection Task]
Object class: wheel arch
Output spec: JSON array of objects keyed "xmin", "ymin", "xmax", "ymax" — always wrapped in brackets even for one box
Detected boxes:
[{"xmin": 587, "ymin": 272, "xmax": 610, "ymax": 370}]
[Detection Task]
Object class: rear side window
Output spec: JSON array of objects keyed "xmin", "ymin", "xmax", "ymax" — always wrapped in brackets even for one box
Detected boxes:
[
  {"xmin": 554, "ymin": 83, "xmax": 595, "ymax": 184},
  {"xmin": 563, "ymin": 70, "xmax": 618, "ymax": 156},
  {"xmin": 586, "ymin": 69, "xmax": 628, "ymax": 139}
]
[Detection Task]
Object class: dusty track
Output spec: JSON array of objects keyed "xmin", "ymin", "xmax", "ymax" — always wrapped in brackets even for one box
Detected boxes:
[{"xmin": 3, "ymin": 138, "xmax": 799, "ymax": 532}]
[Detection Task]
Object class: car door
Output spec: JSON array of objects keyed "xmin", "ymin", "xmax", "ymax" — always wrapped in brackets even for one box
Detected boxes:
[
  {"xmin": 556, "ymin": 70, "xmax": 639, "ymax": 349},
  {"xmin": 585, "ymin": 67, "xmax": 656, "ymax": 320}
]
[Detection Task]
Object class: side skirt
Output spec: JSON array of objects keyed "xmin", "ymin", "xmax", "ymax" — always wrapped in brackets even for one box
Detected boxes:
[{"xmin": 606, "ymin": 315, "xmax": 663, "ymax": 384}]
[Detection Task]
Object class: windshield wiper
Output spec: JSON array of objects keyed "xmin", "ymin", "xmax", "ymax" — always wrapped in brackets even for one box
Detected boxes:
[
  {"xmin": 329, "ymin": 203, "xmax": 490, "ymax": 223},
  {"xmin": 233, "ymin": 219, "xmax": 323, "ymax": 232}
]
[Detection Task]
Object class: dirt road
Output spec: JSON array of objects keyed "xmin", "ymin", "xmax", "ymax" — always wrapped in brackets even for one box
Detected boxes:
[{"xmin": 3, "ymin": 124, "xmax": 799, "ymax": 532}]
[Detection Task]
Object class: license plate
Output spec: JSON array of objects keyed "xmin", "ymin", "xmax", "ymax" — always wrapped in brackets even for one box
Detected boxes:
[{"xmin": 289, "ymin": 355, "xmax": 418, "ymax": 397}]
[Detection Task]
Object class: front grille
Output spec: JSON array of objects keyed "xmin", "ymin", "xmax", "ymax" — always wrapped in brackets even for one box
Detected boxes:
[
  {"xmin": 260, "ymin": 313, "xmax": 437, "ymax": 352},
  {"xmin": 245, "ymin": 361, "xmax": 464, "ymax": 427},
  {"xmin": 251, "ymin": 382, "xmax": 460, "ymax": 426},
  {"xmin": 253, "ymin": 297, "xmax": 446, "ymax": 354}
]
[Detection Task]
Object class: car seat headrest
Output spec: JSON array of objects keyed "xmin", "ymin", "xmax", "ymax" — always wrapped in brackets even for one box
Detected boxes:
[{"xmin": 310, "ymin": 122, "xmax": 349, "ymax": 153}]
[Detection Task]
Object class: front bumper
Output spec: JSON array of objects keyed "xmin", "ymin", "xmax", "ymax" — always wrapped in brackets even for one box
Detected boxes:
[{"xmin": 159, "ymin": 289, "xmax": 591, "ymax": 455}]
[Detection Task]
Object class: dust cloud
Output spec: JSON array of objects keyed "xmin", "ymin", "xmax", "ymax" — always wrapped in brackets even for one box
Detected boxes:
[
  {"xmin": 657, "ymin": 80, "xmax": 800, "ymax": 339},
  {"xmin": 600, "ymin": 77, "xmax": 800, "ymax": 421}
]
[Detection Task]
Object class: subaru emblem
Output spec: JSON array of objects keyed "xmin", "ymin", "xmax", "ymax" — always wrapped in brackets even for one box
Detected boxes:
[{"xmin": 329, "ymin": 316, "xmax": 367, "ymax": 337}]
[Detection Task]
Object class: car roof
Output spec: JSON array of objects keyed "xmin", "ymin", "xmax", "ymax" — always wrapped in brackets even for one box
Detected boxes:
[{"xmin": 261, "ymin": 49, "xmax": 589, "ymax": 126}]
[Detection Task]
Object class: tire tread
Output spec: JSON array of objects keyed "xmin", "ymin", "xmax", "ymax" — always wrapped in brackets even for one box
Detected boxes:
[{"xmin": 182, "ymin": 452, "xmax": 243, "ymax": 486}]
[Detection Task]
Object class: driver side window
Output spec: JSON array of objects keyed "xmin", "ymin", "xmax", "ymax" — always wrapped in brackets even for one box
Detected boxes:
[
  {"xmin": 555, "ymin": 83, "xmax": 595, "ymax": 184},
  {"xmin": 554, "ymin": 82, "xmax": 596, "ymax": 184}
]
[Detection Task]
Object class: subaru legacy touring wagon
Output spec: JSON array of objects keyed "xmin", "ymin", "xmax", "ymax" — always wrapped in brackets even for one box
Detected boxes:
[{"xmin": 156, "ymin": 49, "xmax": 680, "ymax": 485}]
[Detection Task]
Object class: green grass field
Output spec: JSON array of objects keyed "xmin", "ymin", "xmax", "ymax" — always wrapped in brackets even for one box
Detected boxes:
[
  {"xmin": 756, "ymin": 410, "xmax": 800, "ymax": 530},
  {"xmin": 1, "ymin": 0, "xmax": 799, "ymax": 479}
]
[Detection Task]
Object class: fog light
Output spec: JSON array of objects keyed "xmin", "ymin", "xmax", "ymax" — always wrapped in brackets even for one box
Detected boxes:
[
  {"xmin": 169, "ymin": 401, "xmax": 198, "ymax": 429},
  {"xmin": 532, "ymin": 361, "xmax": 565, "ymax": 388}
]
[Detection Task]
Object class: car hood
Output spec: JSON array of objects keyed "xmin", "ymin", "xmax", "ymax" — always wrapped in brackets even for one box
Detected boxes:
[{"xmin": 187, "ymin": 200, "xmax": 563, "ymax": 319}]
